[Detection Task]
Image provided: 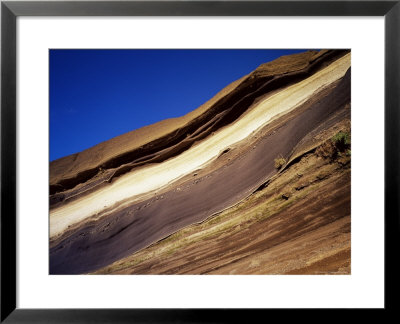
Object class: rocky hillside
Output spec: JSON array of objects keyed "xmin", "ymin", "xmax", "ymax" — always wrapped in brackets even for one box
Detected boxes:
[{"xmin": 49, "ymin": 50, "xmax": 351, "ymax": 274}]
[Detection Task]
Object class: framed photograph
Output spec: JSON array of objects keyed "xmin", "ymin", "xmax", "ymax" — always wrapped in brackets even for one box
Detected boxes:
[{"xmin": 1, "ymin": 0, "xmax": 398, "ymax": 322}]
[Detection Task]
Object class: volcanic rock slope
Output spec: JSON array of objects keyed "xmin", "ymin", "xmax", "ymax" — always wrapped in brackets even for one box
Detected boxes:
[{"xmin": 50, "ymin": 50, "xmax": 351, "ymax": 274}]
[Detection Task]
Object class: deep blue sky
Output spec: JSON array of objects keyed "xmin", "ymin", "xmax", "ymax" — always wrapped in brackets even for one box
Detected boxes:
[{"xmin": 50, "ymin": 49, "xmax": 309, "ymax": 161}]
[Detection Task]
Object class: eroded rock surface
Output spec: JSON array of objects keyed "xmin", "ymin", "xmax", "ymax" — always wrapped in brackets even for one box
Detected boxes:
[{"xmin": 50, "ymin": 50, "xmax": 351, "ymax": 274}]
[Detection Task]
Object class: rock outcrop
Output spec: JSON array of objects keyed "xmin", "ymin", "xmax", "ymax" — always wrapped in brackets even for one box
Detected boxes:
[{"xmin": 50, "ymin": 50, "xmax": 351, "ymax": 274}]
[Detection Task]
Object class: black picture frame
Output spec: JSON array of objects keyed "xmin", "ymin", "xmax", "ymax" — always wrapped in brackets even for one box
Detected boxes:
[{"xmin": 1, "ymin": 0, "xmax": 399, "ymax": 322}]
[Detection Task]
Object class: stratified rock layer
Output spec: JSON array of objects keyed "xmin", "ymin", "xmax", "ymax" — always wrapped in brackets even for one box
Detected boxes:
[{"xmin": 49, "ymin": 50, "xmax": 351, "ymax": 274}]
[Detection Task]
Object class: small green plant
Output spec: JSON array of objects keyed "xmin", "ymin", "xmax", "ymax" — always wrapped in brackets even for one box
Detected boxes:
[
  {"xmin": 331, "ymin": 131, "xmax": 351, "ymax": 152},
  {"xmin": 274, "ymin": 155, "xmax": 286, "ymax": 169},
  {"xmin": 332, "ymin": 131, "xmax": 350, "ymax": 144}
]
